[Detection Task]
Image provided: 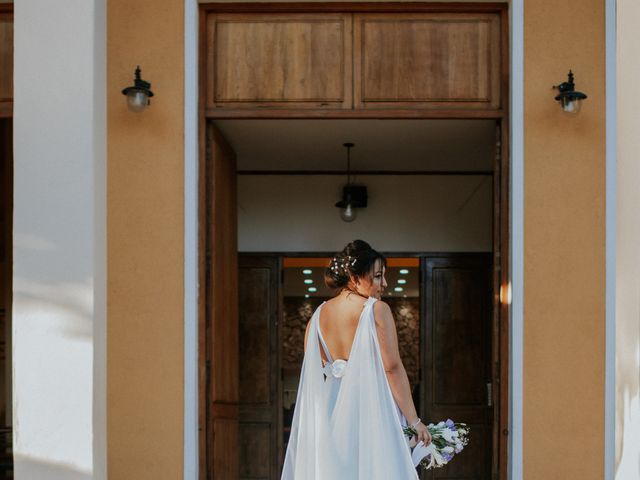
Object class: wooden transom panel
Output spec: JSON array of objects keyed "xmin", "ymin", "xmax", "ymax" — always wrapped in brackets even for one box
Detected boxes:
[
  {"xmin": 0, "ymin": 12, "xmax": 13, "ymax": 106},
  {"xmin": 206, "ymin": 13, "xmax": 352, "ymax": 109},
  {"xmin": 203, "ymin": 10, "xmax": 503, "ymax": 113},
  {"xmin": 354, "ymin": 13, "xmax": 501, "ymax": 109}
]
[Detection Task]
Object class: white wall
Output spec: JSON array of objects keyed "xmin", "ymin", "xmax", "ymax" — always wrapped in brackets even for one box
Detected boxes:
[
  {"xmin": 615, "ymin": 0, "xmax": 640, "ymax": 477},
  {"xmin": 238, "ymin": 174, "xmax": 492, "ymax": 252},
  {"xmin": 12, "ymin": 1, "xmax": 106, "ymax": 479}
]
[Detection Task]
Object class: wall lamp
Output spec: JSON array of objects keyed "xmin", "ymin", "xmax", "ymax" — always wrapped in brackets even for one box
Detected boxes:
[
  {"xmin": 122, "ymin": 66, "xmax": 154, "ymax": 112},
  {"xmin": 554, "ymin": 70, "xmax": 587, "ymax": 114}
]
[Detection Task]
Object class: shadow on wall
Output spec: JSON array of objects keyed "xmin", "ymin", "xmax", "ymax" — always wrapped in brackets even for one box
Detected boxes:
[
  {"xmin": 615, "ymin": 321, "xmax": 640, "ymax": 477},
  {"xmin": 13, "ymin": 233, "xmax": 94, "ymax": 340},
  {"xmin": 14, "ymin": 455, "xmax": 91, "ymax": 480}
]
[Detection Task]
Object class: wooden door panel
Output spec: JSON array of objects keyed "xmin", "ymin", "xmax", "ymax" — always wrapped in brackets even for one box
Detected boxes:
[
  {"xmin": 432, "ymin": 269, "xmax": 487, "ymax": 407},
  {"xmin": 238, "ymin": 256, "xmax": 281, "ymax": 480},
  {"xmin": 422, "ymin": 255, "xmax": 493, "ymax": 480},
  {"xmin": 0, "ymin": 119, "xmax": 11, "ymax": 432},
  {"xmin": 206, "ymin": 13, "xmax": 352, "ymax": 109},
  {"xmin": 212, "ymin": 417, "xmax": 240, "ymax": 478},
  {"xmin": 239, "ymin": 267, "xmax": 271, "ymax": 405},
  {"xmin": 354, "ymin": 13, "xmax": 501, "ymax": 109},
  {"xmin": 206, "ymin": 124, "xmax": 239, "ymax": 479},
  {"xmin": 239, "ymin": 423, "xmax": 272, "ymax": 479},
  {"xmin": 0, "ymin": 10, "xmax": 13, "ymax": 116}
]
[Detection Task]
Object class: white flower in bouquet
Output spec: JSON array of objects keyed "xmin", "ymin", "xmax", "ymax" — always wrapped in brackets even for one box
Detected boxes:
[
  {"xmin": 403, "ymin": 419, "xmax": 470, "ymax": 471},
  {"xmin": 440, "ymin": 428, "xmax": 456, "ymax": 443}
]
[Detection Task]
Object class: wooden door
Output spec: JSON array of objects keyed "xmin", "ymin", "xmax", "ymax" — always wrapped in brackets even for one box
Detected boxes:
[
  {"xmin": 238, "ymin": 255, "xmax": 281, "ymax": 480},
  {"xmin": 205, "ymin": 124, "xmax": 239, "ymax": 479},
  {"xmin": 421, "ymin": 254, "xmax": 493, "ymax": 479},
  {"xmin": 0, "ymin": 119, "xmax": 12, "ymax": 434},
  {"xmin": 0, "ymin": 7, "xmax": 12, "ymax": 117}
]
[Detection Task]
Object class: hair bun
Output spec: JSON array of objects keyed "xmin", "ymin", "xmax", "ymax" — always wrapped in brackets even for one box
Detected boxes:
[{"xmin": 323, "ymin": 240, "xmax": 386, "ymax": 291}]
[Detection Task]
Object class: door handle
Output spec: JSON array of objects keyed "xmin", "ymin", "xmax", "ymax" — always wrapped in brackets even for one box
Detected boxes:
[{"xmin": 486, "ymin": 382, "xmax": 493, "ymax": 407}]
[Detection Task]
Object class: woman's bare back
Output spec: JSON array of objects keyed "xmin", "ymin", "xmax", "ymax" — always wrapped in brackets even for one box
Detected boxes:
[{"xmin": 318, "ymin": 293, "xmax": 368, "ymax": 363}]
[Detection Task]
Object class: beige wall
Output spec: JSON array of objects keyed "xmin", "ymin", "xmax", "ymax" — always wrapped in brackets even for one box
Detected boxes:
[
  {"xmin": 524, "ymin": 0, "xmax": 606, "ymax": 478},
  {"xmin": 238, "ymin": 175, "xmax": 493, "ymax": 252},
  {"xmin": 615, "ymin": 0, "xmax": 640, "ymax": 477},
  {"xmin": 107, "ymin": 0, "xmax": 185, "ymax": 478}
]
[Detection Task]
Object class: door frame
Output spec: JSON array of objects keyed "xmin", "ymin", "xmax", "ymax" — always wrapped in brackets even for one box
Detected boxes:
[{"xmin": 198, "ymin": 3, "xmax": 511, "ymax": 479}]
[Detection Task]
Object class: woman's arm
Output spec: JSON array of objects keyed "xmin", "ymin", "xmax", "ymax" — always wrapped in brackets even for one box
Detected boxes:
[{"xmin": 374, "ymin": 301, "xmax": 431, "ymax": 444}]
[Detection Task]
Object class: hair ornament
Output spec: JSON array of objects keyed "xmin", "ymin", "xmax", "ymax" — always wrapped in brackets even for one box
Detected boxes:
[{"xmin": 329, "ymin": 255, "xmax": 356, "ymax": 275}]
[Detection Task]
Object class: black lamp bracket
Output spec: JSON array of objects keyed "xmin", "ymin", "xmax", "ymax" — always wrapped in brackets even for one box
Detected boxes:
[
  {"xmin": 553, "ymin": 70, "xmax": 587, "ymax": 101},
  {"xmin": 122, "ymin": 66, "xmax": 154, "ymax": 97}
]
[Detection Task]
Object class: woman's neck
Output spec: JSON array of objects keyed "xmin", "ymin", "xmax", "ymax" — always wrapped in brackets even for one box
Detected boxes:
[{"xmin": 341, "ymin": 287, "xmax": 368, "ymax": 300}]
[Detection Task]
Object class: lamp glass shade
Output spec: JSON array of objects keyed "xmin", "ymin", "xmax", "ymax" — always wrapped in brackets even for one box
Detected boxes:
[
  {"xmin": 340, "ymin": 203, "xmax": 357, "ymax": 222},
  {"xmin": 560, "ymin": 96, "xmax": 582, "ymax": 114},
  {"xmin": 126, "ymin": 90, "xmax": 150, "ymax": 112}
]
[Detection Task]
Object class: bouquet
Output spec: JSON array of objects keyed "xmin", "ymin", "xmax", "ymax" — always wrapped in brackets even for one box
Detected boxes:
[{"xmin": 403, "ymin": 419, "xmax": 469, "ymax": 469}]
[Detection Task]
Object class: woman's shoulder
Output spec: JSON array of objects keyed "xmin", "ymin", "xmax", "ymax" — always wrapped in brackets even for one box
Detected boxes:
[
  {"xmin": 372, "ymin": 298, "xmax": 391, "ymax": 312},
  {"xmin": 372, "ymin": 299, "xmax": 393, "ymax": 323}
]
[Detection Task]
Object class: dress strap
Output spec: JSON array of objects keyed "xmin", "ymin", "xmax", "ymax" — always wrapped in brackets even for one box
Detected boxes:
[
  {"xmin": 316, "ymin": 302, "xmax": 333, "ymax": 363},
  {"xmin": 317, "ymin": 324, "xmax": 334, "ymax": 363}
]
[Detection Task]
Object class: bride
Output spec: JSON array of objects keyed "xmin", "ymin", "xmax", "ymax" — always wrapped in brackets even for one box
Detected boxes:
[{"xmin": 281, "ymin": 240, "xmax": 431, "ymax": 479}]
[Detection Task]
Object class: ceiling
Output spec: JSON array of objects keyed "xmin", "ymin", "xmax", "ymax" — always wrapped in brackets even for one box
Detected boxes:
[{"xmin": 214, "ymin": 119, "xmax": 497, "ymax": 172}]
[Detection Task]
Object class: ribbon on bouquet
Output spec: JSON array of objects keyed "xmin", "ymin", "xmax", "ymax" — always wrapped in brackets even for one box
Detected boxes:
[{"xmin": 410, "ymin": 441, "xmax": 444, "ymax": 469}]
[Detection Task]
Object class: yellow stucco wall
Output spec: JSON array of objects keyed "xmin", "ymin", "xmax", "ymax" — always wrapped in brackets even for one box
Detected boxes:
[
  {"xmin": 107, "ymin": 1, "xmax": 185, "ymax": 478},
  {"xmin": 104, "ymin": 1, "xmax": 608, "ymax": 478},
  {"xmin": 524, "ymin": 0, "xmax": 605, "ymax": 478}
]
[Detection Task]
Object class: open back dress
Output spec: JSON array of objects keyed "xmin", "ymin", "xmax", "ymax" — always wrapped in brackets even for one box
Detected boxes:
[{"xmin": 281, "ymin": 296, "xmax": 419, "ymax": 479}]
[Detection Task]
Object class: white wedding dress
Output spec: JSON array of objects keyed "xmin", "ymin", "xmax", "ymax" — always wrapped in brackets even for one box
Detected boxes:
[{"xmin": 281, "ymin": 296, "xmax": 419, "ymax": 479}]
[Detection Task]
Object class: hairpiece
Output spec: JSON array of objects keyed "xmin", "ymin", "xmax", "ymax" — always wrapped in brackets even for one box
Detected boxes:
[{"xmin": 329, "ymin": 254, "xmax": 356, "ymax": 276}]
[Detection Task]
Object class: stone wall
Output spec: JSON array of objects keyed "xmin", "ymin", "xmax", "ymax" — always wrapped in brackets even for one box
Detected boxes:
[{"xmin": 282, "ymin": 297, "xmax": 420, "ymax": 385}]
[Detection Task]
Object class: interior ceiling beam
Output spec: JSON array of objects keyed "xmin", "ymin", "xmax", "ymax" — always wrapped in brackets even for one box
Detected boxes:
[{"xmin": 206, "ymin": 109, "xmax": 505, "ymax": 120}]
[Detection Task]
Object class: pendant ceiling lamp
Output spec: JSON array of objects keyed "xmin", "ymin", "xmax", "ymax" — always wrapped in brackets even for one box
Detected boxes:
[{"xmin": 335, "ymin": 143, "xmax": 367, "ymax": 223}]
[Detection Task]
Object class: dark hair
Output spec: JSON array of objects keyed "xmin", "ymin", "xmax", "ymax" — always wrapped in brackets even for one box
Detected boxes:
[{"xmin": 324, "ymin": 240, "xmax": 386, "ymax": 290}]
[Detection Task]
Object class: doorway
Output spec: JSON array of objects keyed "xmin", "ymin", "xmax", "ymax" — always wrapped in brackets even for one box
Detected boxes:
[
  {"xmin": 201, "ymin": 115, "xmax": 506, "ymax": 479},
  {"xmin": 236, "ymin": 253, "xmax": 492, "ymax": 479},
  {"xmin": 198, "ymin": 4, "xmax": 510, "ymax": 479}
]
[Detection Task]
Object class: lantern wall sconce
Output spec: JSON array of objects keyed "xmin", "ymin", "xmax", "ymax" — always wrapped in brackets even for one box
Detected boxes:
[
  {"xmin": 335, "ymin": 143, "xmax": 368, "ymax": 223},
  {"xmin": 554, "ymin": 70, "xmax": 587, "ymax": 114},
  {"xmin": 122, "ymin": 66, "xmax": 154, "ymax": 112}
]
